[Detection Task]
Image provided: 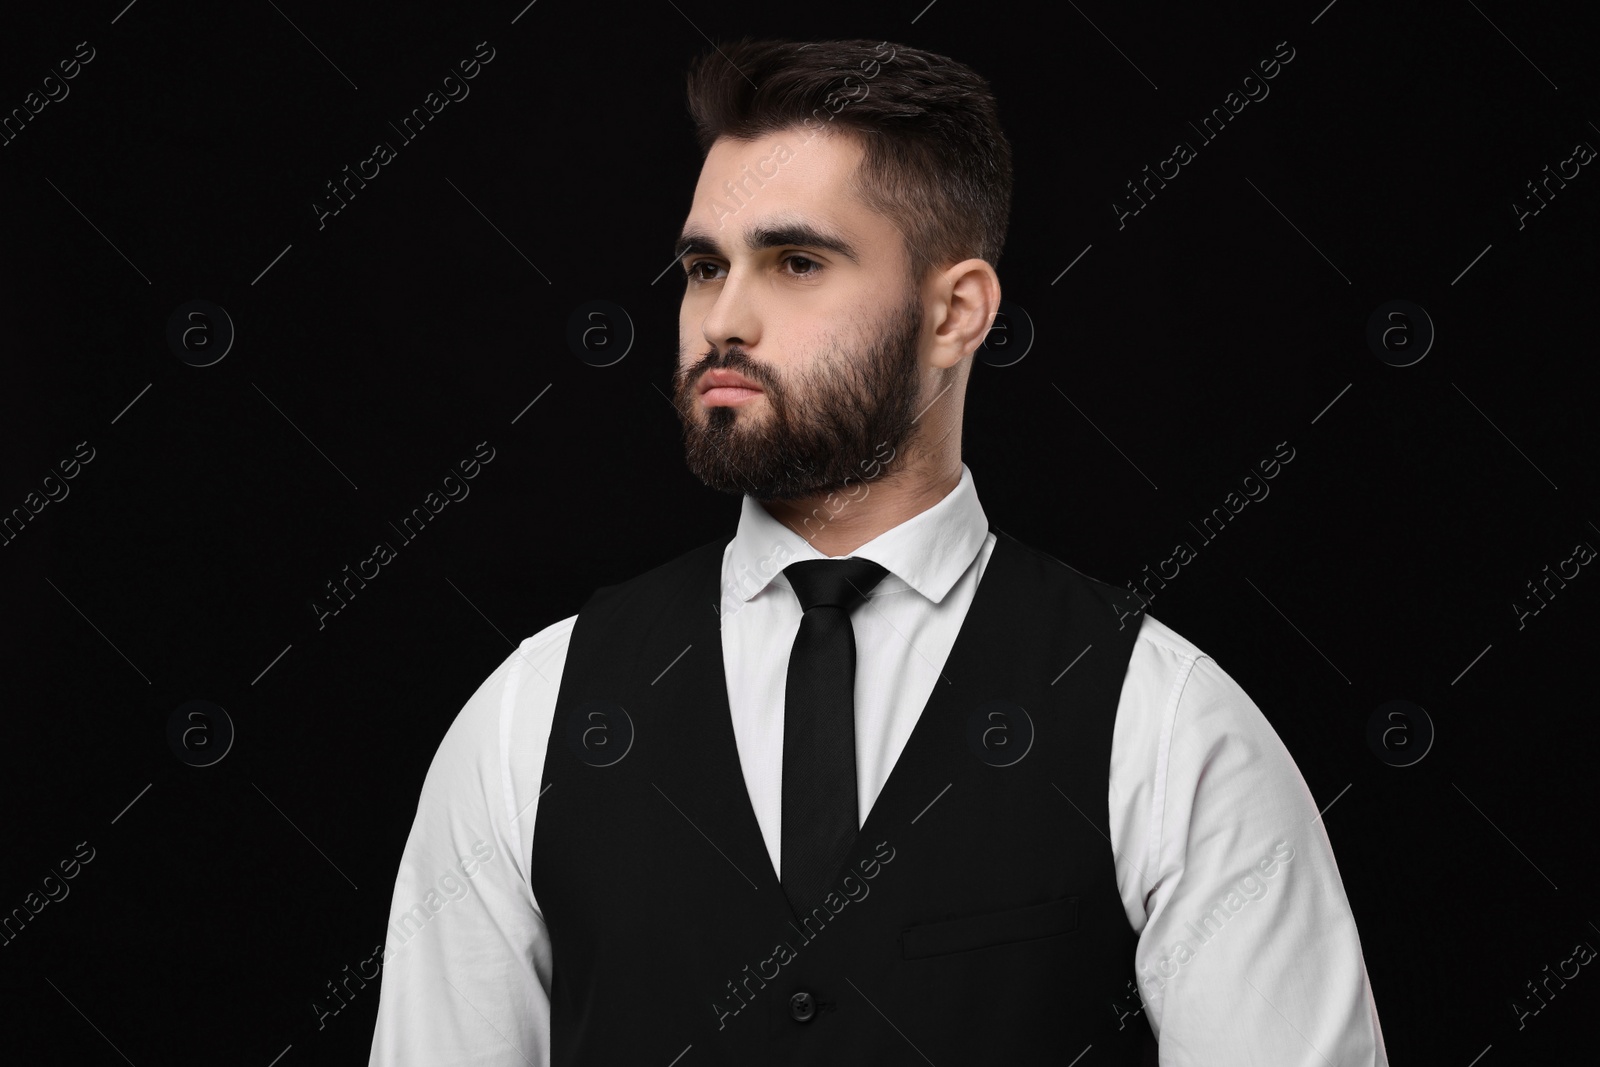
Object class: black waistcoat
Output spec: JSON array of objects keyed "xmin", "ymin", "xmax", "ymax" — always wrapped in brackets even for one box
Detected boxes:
[{"xmin": 532, "ymin": 524, "xmax": 1160, "ymax": 1064}]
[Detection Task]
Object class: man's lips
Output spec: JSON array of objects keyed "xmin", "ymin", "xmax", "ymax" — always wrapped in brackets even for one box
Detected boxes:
[
  {"xmin": 698, "ymin": 369, "xmax": 764, "ymax": 407},
  {"xmin": 701, "ymin": 385, "xmax": 763, "ymax": 406},
  {"xmin": 697, "ymin": 369, "xmax": 763, "ymax": 394}
]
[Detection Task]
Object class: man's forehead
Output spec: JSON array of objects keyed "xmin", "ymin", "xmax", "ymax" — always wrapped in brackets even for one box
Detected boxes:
[{"xmin": 693, "ymin": 128, "xmax": 860, "ymax": 193}]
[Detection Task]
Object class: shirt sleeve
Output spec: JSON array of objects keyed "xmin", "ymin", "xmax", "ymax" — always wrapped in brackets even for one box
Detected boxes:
[
  {"xmin": 367, "ymin": 620, "xmax": 573, "ymax": 1066},
  {"xmin": 1123, "ymin": 639, "xmax": 1388, "ymax": 1064}
]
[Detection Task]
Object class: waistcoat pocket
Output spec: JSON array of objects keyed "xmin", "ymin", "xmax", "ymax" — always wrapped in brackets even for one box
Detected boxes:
[{"xmin": 900, "ymin": 895, "xmax": 1079, "ymax": 959}]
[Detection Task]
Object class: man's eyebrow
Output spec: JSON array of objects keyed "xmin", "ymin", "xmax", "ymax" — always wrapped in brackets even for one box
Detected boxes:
[{"xmin": 673, "ymin": 222, "xmax": 861, "ymax": 265}]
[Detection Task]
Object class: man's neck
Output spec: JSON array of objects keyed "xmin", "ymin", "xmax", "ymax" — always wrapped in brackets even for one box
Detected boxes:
[{"xmin": 759, "ymin": 459, "xmax": 962, "ymax": 558}]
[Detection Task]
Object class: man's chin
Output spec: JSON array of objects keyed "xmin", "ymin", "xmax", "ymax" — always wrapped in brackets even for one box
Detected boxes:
[{"xmin": 683, "ymin": 455, "xmax": 847, "ymax": 503}]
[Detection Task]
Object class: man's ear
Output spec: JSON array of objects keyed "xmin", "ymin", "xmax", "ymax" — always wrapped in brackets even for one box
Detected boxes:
[{"xmin": 930, "ymin": 259, "xmax": 1001, "ymax": 369}]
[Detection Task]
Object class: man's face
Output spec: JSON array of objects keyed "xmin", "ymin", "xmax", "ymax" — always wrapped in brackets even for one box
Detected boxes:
[{"xmin": 671, "ymin": 127, "xmax": 930, "ymax": 501}]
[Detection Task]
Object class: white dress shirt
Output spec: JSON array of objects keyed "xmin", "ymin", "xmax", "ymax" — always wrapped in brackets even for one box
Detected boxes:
[{"xmin": 367, "ymin": 462, "xmax": 1388, "ymax": 1065}]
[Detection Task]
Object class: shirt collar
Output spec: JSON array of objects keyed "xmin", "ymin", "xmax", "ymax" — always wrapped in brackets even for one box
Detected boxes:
[{"xmin": 724, "ymin": 462, "xmax": 989, "ymax": 608}]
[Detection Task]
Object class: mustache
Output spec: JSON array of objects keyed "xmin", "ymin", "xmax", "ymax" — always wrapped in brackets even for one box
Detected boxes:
[{"xmin": 683, "ymin": 348, "xmax": 774, "ymax": 390}]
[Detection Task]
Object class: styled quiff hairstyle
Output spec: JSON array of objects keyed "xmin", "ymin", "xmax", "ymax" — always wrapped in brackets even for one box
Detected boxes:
[{"xmin": 685, "ymin": 37, "xmax": 1013, "ymax": 287}]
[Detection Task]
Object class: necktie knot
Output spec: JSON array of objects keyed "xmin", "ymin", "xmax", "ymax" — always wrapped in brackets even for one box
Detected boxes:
[{"xmin": 784, "ymin": 557, "xmax": 889, "ymax": 614}]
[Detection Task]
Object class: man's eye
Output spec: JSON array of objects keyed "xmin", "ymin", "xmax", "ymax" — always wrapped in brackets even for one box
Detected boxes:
[{"xmin": 683, "ymin": 256, "xmax": 821, "ymax": 283}]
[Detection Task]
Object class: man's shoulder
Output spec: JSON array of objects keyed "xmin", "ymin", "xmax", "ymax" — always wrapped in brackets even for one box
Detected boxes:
[
  {"xmin": 518, "ymin": 611, "xmax": 579, "ymax": 660},
  {"xmin": 1131, "ymin": 613, "xmax": 1211, "ymax": 666},
  {"xmin": 462, "ymin": 612, "xmax": 580, "ymax": 713},
  {"xmin": 1125, "ymin": 614, "xmax": 1273, "ymax": 732}
]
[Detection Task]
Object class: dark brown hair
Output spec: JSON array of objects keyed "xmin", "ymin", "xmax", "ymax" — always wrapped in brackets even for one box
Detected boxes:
[{"xmin": 685, "ymin": 37, "xmax": 1013, "ymax": 286}]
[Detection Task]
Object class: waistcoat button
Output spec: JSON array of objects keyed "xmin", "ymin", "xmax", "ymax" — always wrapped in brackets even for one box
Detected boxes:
[{"xmin": 789, "ymin": 991, "xmax": 816, "ymax": 1022}]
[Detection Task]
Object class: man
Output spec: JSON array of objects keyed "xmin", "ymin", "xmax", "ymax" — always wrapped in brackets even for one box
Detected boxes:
[{"xmin": 368, "ymin": 37, "xmax": 1388, "ymax": 1064}]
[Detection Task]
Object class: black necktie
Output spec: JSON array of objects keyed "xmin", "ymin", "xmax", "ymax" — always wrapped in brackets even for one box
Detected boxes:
[{"xmin": 780, "ymin": 556, "xmax": 890, "ymax": 914}]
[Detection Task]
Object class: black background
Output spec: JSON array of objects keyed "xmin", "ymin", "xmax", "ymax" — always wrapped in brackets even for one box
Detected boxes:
[{"xmin": 2, "ymin": 0, "xmax": 1596, "ymax": 1063}]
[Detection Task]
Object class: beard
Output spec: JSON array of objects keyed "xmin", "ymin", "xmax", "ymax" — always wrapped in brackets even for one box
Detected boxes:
[{"xmin": 673, "ymin": 285, "xmax": 929, "ymax": 501}]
